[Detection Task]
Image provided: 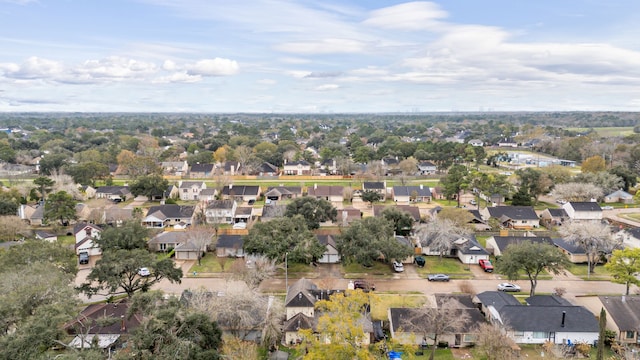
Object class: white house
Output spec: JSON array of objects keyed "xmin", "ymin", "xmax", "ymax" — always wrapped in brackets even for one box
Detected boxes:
[
  {"xmin": 74, "ymin": 223, "xmax": 103, "ymax": 256},
  {"xmin": 562, "ymin": 202, "xmax": 602, "ymax": 223}
]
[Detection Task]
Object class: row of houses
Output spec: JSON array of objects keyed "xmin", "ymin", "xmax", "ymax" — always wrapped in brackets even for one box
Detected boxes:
[
  {"xmin": 160, "ymin": 159, "xmax": 439, "ymax": 177},
  {"xmin": 282, "ymin": 278, "xmax": 640, "ymax": 350}
]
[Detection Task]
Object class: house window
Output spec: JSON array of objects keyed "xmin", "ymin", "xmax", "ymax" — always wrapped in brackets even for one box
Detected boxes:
[
  {"xmin": 160, "ymin": 243, "xmax": 167, "ymax": 251},
  {"xmin": 463, "ymin": 334, "xmax": 475, "ymax": 342},
  {"xmin": 85, "ymin": 228, "xmax": 92, "ymax": 237},
  {"xmin": 533, "ymin": 332, "xmax": 548, "ymax": 339},
  {"xmin": 183, "ymin": 189, "xmax": 188, "ymax": 193},
  {"xmin": 513, "ymin": 331, "xmax": 525, "ymax": 337},
  {"xmin": 626, "ymin": 331, "xmax": 634, "ymax": 339}
]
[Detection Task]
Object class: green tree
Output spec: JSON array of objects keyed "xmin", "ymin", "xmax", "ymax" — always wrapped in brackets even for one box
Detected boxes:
[
  {"xmin": 361, "ymin": 190, "xmax": 382, "ymax": 206},
  {"xmin": 511, "ymin": 187, "xmax": 532, "ymax": 206},
  {"xmin": 285, "ymin": 196, "xmax": 337, "ymax": 230},
  {"xmin": 515, "ymin": 168, "xmax": 553, "ymax": 204},
  {"xmin": 125, "ymin": 291, "xmax": 222, "ymax": 359},
  {"xmin": 243, "ymin": 215, "xmax": 325, "ymax": 263},
  {"xmin": 495, "ymin": 242, "xmax": 570, "ymax": 297},
  {"xmin": 44, "ymin": 190, "xmax": 77, "ymax": 225},
  {"xmin": 66, "ymin": 161, "xmax": 110, "ymax": 186},
  {"xmin": 80, "ymin": 248, "xmax": 182, "ymax": 298},
  {"xmin": 597, "ymin": 307, "xmax": 606, "ymax": 360},
  {"xmin": 130, "ymin": 174, "xmax": 169, "ymax": 200},
  {"xmin": 609, "ymin": 165, "xmax": 637, "ymax": 192},
  {"xmin": 605, "ymin": 248, "xmax": 640, "ymax": 295},
  {"xmin": 337, "ymin": 217, "xmax": 413, "ymax": 267},
  {"xmin": 440, "ymin": 164, "xmax": 468, "ymax": 206},
  {"xmin": 0, "ymin": 239, "xmax": 77, "ymax": 276},
  {"xmin": 93, "ymin": 221, "xmax": 151, "ymax": 251},
  {"xmin": 301, "ymin": 290, "xmax": 382, "ymax": 360},
  {"xmin": 39, "ymin": 153, "xmax": 69, "ymax": 175},
  {"xmin": 380, "ymin": 206, "xmax": 414, "ymax": 236},
  {"xmin": 33, "ymin": 176, "xmax": 55, "ymax": 201}
]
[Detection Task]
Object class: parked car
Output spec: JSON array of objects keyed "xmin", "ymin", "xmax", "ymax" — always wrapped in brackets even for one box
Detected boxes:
[
  {"xmin": 469, "ymin": 199, "xmax": 477, "ymax": 205},
  {"xmin": 428, "ymin": 274, "xmax": 450, "ymax": 282},
  {"xmin": 392, "ymin": 261, "xmax": 404, "ymax": 273},
  {"xmin": 353, "ymin": 280, "xmax": 375, "ymax": 292},
  {"xmin": 478, "ymin": 259, "xmax": 494, "ymax": 272},
  {"xmin": 79, "ymin": 251, "xmax": 89, "ymax": 265},
  {"xmin": 248, "ymin": 199, "xmax": 256, "ymax": 205},
  {"xmin": 497, "ymin": 282, "xmax": 521, "ymax": 292},
  {"xmin": 138, "ymin": 267, "xmax": 151, "ymax": 277},
  {"xmin": 414, "ymin": 256, "xmax": 425, "ymax": 267}
]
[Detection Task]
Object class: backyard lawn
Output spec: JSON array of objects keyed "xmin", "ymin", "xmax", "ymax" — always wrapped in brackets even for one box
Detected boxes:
[
  {"xmin": 370, "ymin": 293, "xmax": 427, "ymax": 321},
  {"xmin": 415, "ymin": 257, "xmax": 472, "ymax": 279},
  {"xmin": 566, "ymin": 263, "xmax": 612, "ymax": 280}
]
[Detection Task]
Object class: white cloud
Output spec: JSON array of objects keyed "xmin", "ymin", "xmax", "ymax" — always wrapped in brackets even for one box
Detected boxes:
[
  {"xmin": 277, "ymin": 38, "xmax": 369, "ymax": 54},
  {"xmin": 154, "ymin": 71, "xmax": 202, "ymax": 83},
  {"xmin": 186, "ymin": 58, "xmax": 239, "ymax": 76},
  {"xmin": 314, "ymin": 84, "xmax": 340, "ymax": 91},
  {"xmin": 257, "ymin": 78, "xmax": 276, "ymax": 85},
  {"xmin": 363, "ymin": 1, "xmax": 448, "ymax": 30},
  {"xmin": 74, "ymin": 57, "xmax": 157, "ymax": 80},
  {"xmin": 162, "ymin": 60, "xmax": 177, "ymax": 71},
  {"xmin": 287, "ymin": 70, "xmax": 312, "ymax": 79}
]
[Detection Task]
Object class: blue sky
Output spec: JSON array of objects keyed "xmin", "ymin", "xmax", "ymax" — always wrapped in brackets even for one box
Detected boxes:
[{"xmin": 1, "ymin": 0, "xmax": 640, "ymax": 113}]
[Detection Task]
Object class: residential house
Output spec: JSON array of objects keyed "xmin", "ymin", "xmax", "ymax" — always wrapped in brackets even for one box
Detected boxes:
[
  {"xmin": 233, "ymin": 206, "xmax": 253, "ymax": 225},
  {"xmin": 198, "ymin": 188, "xmax": 218, "ymax": 202},
  {"xmin": 598, "ymin": 295, "xmax": 640, "ymax": 345},
  {"xmin": 163, "ymin": 184, "xmax": 179, "ymax": 200},
  {"xmin": 467, "ymin": 209, "xmax": 491, "ymax": 231},
  {"xmin": 539, "ymin": 208, "xmax": 569, "ymax": 228},
  {"xmin": 362, "ymin": 181, "xmax": 386, "ymax": 197},
  {"xmin": 388, "ymin": 294, "xmax": 485, "ymax": 347},
  {"xmin": 307, "ymin": 185, "xmax": 344, "ymax": 203},
  {"xmin": 205, "ymin": 200, "xmax": 237, "ymax": 224},
  {"xmin": 337, "ymin": 207, "xmax": 362, "ymax": 226},
  {"xmin": 251, "ymin": 162, "xmax": 279, "ymax": 176},
  {"xmin": 485, "ymin": 235, "xmax": 553, "ymax": 257},
  {"xmin": 260, "ymin": 204, "xmax": 287, "ymax": 222},
  {"xmin": 141, "ymin": 204, "xmax": 195, "ymax": 228},
  {"xmin": 178, "ymin": 181, "xmax": 207, "ymax": 201},
  {"xmin": 94, "ymin": 186, "xmax": 131, "ymax": 201},
  {"xmin": 218, "ymin": 161, "xmax": 241, "ymax": 175},
  {"xmin": 189, "ymin": 163, "xmax": 214, "ymax": 178},
  {"xmin": 147, "ymin": 231, "xmax": 188, "ymax": 252},
  {"xmin": 417, "ymin": 161, "xmax": 437, "ymax": 175},
  {"xmin": 74, "ymin": 223, "xmax": 103, "ymax": 256},
  {"xmin": 174, "ymin": 240, "xmax": 204, "ymax": 260},
  {"xmin": 221, "ymin": 184, "xmax": 260, "ymax": 202},
  {"xmin": 381, "ymin": 157, "xmax": 400, "ymax": 175},
  {"xmin": 17, "ymin": 203, "xmax": 44, "ymax": 226},
  {"xmin": 216, "ymin": 234, "xmax": 244, "ymax": 257},
  {"xmin": 468, "ymin": 139, "xmax": 484, "ymax": 147},
  {"xmin": 64, "ymin": 300, "xmax": 141, "ymax": 350},
  {"xmin": 615, "ymin": 227, "xmax": 640, "ymax": 249},
  {"xmin": 451, "ymin": 236, "xmax": 491, "ymax": 266},
  {"xmin": 497, "ymin": 138, "xmax": 518, "ymax": 147},
  {"xmin": 319, "ymin": 159, "xmax": 338, "ymax": 175},
  {"xmin": 35, "ymin": 230, "xmax": 57, "ymax": 242},
  {"xmin": 81, "ymin": 185, "xmax": 97, "ymax": 199},
  {"xmin": 283, "ymin": 160, "xmax": 311, "ymax": 175},
  {"xmin": 161, "ymin": 161, "xmax": 189, "ymax": 176},
  {"xmin": 392, "ymin": 185, "xmax": 432, "ymax": 204},
  {"xmin": 604, "ymin": 189, "xmax": 634, "ymax": 204},
  {"xmin": 316, "ymin": 234, "xmax": 340, "ymax": 264},
  {"xmin": 481, "ymin": 206, "xmax": 540, "ymax": 229},
  {"xmin": 373, "ymin": 205, "xmax": 421, "ymax": 223},
  {"xmin": 474, "ymin": 291, "xmax": 599, "ymax": 345},
  {"xmin": 264, "ymin": 186, "xmax": 302, "ymax": 201},
  {"xmin": 553, "ymin": 238, "xmax": 588, "ymax": 263},
  {"xmin": 562, "ymin": 202, "xmax": 602, "ymax": 223}
]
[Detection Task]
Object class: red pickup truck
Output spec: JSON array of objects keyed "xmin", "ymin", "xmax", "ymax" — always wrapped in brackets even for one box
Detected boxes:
[{"xmin": 478, "ymin": 259, "xmax": 494, "ymax": 272}]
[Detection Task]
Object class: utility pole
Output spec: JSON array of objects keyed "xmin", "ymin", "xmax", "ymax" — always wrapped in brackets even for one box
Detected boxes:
[{"xmin": 285, "ymin": 252, "xmax": 288, "ymax": 292}]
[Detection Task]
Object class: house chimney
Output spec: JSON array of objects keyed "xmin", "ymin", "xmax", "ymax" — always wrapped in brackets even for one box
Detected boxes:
[
  {"xmin": 314, "ymin": 183, "xmax": 317, "ymax": 190},
  {"xmin": 561, "ymin": 311, "xmax": 566, "ymax": 327},
  {"xmin": 229, "ymin": 184, "xmax": 233, "ymax": 190},
  {"xmin": 420, "ymin": 184, "xmax": 423, "ymax": 190}
]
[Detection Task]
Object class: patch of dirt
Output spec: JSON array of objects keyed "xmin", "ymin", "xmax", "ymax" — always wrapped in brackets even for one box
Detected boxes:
[{"xmin": 450, "ymin": 348, "xmax": 474, "ymax": 359}]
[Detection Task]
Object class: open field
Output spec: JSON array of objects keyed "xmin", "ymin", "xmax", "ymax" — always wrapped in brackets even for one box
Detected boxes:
[{"xmin": 566, "ymin": 126, "xmax": 634, "ymax": 137}]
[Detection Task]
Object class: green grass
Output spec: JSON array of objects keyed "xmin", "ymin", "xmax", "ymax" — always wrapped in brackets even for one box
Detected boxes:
[
  {"xmin": 567, "ymin": 126, "xmax": 634, "ymax": 137},
  {"xmin": 188, "ymin": 253, "xmax": 243, "ymax": 274},
  {"xmin": 370, "ymin": 294, "xmax": 427, "ymax": 321},
  {"xmin": 57, "ymin": 235, "xmax": 75, "ymax": 247},
  {"xmin": 566, "ymin": 263, "xmax": 612, "ymax": 280},
  {"xmin": 342, "ymin": 261, "xmax": 395, "ymax": 278},
  {"xmin": 415, "ymin": 257, "xmax": 472, "ymax": 278}
]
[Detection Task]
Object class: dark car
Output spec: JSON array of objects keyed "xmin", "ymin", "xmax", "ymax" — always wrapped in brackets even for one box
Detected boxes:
[
  {"xmin": 414, "ymin": 256, "xmax": 425, "ymax": 267},
  {"xmin": 353, "ymin": 280, "xmax": 375, "ymax": 292},
  {"xmin": 248, "ymin": 199, "xmax": 256, "ymax": 205},
  {"xmin": 79, "ymin": 251, "xmax": 89, "ymax": 265}
]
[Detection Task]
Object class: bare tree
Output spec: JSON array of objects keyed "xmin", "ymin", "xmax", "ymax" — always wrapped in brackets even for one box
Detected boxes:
[
  {"xmin": 415, "ymin": 218, "xmax": 470, "ymax": 259},
  {"xmin": 552, "ymin": 182, "xmax": 604, "ymax": 202},
  {"xmin": 0, "ymin": 216, "xmax": 31, "ymax": 241},
  {"xmin": 186, "ymin": 287, "xmax": 284, "ymax": 344},
  {"xmin": 407, "ymin": 298, "xmax": 472, "ymax": 360},
  {"xmin": 185, "ymin": 225, "xmax": 215, "ymax": 265},
  {"xmin": 473, "ymin": 323, "xmax": 518, "ymax": 360},
  {"xmin": 234, "ymin": 145, "xmax": 254, "ymax": 175},
  {"xmin": 49, "ymin": 170, "xmax": 84, "ymax": 200},
  {"xmin": 230, "ymin": 254, "xmax": 277, "ymax": 289},
  {"xmin": 559, "ymin": 221, "xmax": 622, "ymax": 276}
]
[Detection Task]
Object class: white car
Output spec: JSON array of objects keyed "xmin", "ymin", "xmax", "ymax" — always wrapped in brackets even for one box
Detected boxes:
[
  {"xmin": 138, "ymin": 267, "xmax": 151, "ymax": 277},
  {"xmin": 602, "ymin": 206, "xmax": 614, "ymax": 210},
  {"xmin": 497, "ymin": 282, "xmax": 521, "ymax": 292},
  {"xmin": 392, "ymin": 261, "xmax": 404, "ymax": 273}
]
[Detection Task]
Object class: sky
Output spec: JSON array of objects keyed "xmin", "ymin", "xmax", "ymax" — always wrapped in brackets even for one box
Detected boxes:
[{"xmin": 1, "ymin": 0, "xmax": 640, "ymax": 113}]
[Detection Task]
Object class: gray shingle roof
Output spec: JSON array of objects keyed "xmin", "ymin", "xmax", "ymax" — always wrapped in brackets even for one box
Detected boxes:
[
  {"xmin": 392, "ymin": 186, "xmax": 431, "ymax": 197},
  {"xmin": 216, "ymin": 235, "xmax": 243, "ymax": 248},
  {"xmin": 475, "ymin": 291, "xmax": 522, "ymax": 312},
  {"xmin": 599, "ymin": 295, "xmax": 640, "ymax": 332},
  {"xmin": 487, "ymin": 206, "xmax": 538, "ymax": 220},
  {"xmin": 568, "ymin": 202, "xmax": 602, "ymax": 212},
  {"xmin": 499, "ymin": 305, "xmax": 598, "ymax": 332}
]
